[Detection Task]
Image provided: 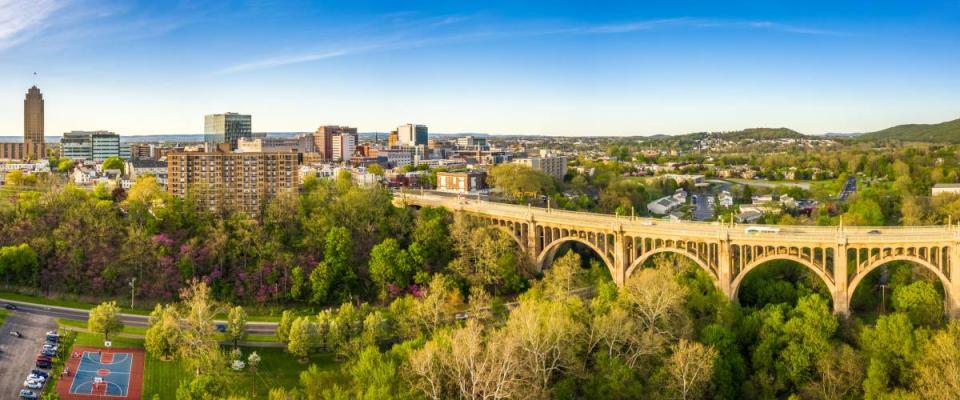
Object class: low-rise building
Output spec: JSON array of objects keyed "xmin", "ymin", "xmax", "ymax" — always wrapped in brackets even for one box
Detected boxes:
[
  {"xmin": 647, "ymin": 189, "xmax": 687, "ymax": 215},
  {"xmin": 718, "ymin": 191, "xmax": 734, "ymax": 207},
  {"xmin": 436, "ymin": 171, "xmax": 486, "ymax": 194},
  {"xmin": 932, "ymin": 183, "xmax": 960, "ymax": 196}
]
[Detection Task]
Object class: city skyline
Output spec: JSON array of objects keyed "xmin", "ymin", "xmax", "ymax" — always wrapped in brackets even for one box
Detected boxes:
[{"xmin": 1, "ymin": 1, "xmax": 959, "ymax": 136}]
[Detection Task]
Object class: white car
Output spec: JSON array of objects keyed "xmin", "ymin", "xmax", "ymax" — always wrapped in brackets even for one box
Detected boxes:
[
  {"xmin": 42, "ymin": 344, "xmax": 57, "ymax": 351},
  {"xmin": 27, "ymin": 373, "xmax": 45, "ymax": 382},
  {"xmin": 23, "ymin": 380, "xmax": 42, "ymax": 389}
]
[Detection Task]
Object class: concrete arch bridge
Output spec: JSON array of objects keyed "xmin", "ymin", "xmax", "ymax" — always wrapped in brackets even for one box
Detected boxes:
[{"xmin": 395, "ymin": 192, "xmax": 960, "ymax": 316}]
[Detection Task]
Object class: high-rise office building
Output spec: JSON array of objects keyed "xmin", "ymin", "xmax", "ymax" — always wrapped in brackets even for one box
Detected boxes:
[
  {"xmin": 314, "ymin": 125, "xmax": 357, "ymax": 160},
  {"xmin": 23, "ymin": 86, "xmax": 45, "ymax": 159},
  {"xmin": 204, "ymin": 113, "xmax": 252, "ymax": 150},
  {"xmin": 167, "ymin": 147, "xmax": 299, "ymax": 214},
  {"xmin": 397, "ymin": 124, "xmax": 428, "ymax": 147},
  {"xmin": 387, "ymin": 130, "xmax": 399, "ymax": 148}
]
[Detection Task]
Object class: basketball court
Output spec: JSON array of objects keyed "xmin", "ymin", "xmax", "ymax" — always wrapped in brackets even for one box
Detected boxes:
[{"xmin": 56, "ymin": 346, "xmax": 144, "ymax": 400}]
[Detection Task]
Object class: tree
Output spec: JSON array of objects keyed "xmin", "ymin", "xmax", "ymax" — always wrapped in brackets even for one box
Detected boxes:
[
  {"xmin": 227, "ymin": 306, "xmax": 248, "ymax": 347},
  {"xmin": 0, "ymin": 243, "xmax": 39, "ymax": 284},
  {"xmin": 248, "ymin": 351, "xmax": 262, "ymax": 396},
  {"xmin": 843, "ymin": 198, "xmax": 884, "ymax": 226},
  {"xmin": 622, "ymin": 265, "xmax": 689, "ymax": 341},
  {"xmin": 309, "ymin": 227, "xmax": 355, "ymax": 304},
  {"xmin": 178, "ymin": 280, "xmax": 225, "ymax": 376},
  {"xmin": 891, "ymin": 281, "xmax": 943, "ymax": 328},
  {"xmin": 861, "ymin": 313, "xmax": 921, "ymax": 397},
  {"xmin": 277, "ymin": 310, "xmax": 295, "ymax": 342},
  {"xmin": 487, "ymin": 163, "xmax": 555, "ymax": 199},
  {"xmin": 368, "ymin": 238, "xmax": 414, "ymax": 300},
  {"xmin": 802, "ymin": 344, "xmax": 864, "ymax": 400},
  {"xmin": 666, "ymin": 339, "xmax": 718, "ymax": 400},
  {"xmin": 289, "ymin": 266, "xmax": 305, "ymax": 301},
  {"xmin": 88, "ymin": 301, "xmax": 123, "ymax": 341},
  {"xmin": 145, "ymin": 304, "xmax": 181, "ymax": 361},
  {"xmin": 913, "ymin": 321, "xmax": 960, "ymax": 399},
  {"xmin": 102, "ymin": 156, "xmax": 125, "ymax": 173},
  {"xmin": 287, "ymin": 316, "xmax": 316, "ymax": 362}
]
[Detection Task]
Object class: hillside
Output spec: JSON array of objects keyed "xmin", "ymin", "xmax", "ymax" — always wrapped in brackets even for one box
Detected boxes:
[
  {"xmin": 679, "ymin": 127, "xmax": 807, "ymax": 141},
  {"xmin": 858, "ymin": 118, "xmax": 960, "ymax": 143}
]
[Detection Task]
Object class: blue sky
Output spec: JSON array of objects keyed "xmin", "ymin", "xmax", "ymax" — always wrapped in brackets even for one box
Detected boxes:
[{"xmin": 0, "ymin": 0, "xmax": 958, "ymax": 136}]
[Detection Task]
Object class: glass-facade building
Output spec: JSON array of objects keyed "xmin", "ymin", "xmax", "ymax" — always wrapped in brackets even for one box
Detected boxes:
[
  {"xmin": 205, "ymin": 113, "xmax": 252, "ymax": 150},
  {"xmin": 61, "ymin": 131, "xmax": 123, "ymax": 161}
]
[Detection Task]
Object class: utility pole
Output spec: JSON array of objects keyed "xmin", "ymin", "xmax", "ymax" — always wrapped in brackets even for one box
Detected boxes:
[
  {"xmin": 129, "ymin": 277, "xmax": 137, "ymax": 309},
  {"xmin": 879, "ymin": 283, "xmax": 887, "ymax": 314}
]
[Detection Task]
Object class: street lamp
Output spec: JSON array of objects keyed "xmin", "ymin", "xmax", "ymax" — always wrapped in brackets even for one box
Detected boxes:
[{"xmin": 129, "ymin": 277, "xmax": 137, "ymax": 309}]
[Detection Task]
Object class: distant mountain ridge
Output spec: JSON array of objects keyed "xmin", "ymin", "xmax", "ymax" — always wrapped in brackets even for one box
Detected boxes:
[
  {"xmin": 680, "ymin": 127, "xmax": 808, "ymax": 141},
  {"xmin": 856, "ymin": 118, "xmax": 960, "ymax": 143}
]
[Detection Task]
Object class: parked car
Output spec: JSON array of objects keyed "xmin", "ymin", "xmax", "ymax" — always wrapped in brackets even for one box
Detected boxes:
[
  {"xmin": 4, "ymin": 303, "xmax": 17, "ymax": 310},
  {"xmin": 27, "ymin": 373, "xmax": 45, "ymax": 382},
  {"xmin": 30, "ymin": 370, "xmax": 48, "ymax": 379},
  {"xmin": 9, "ymin": 331, "xmax": 22, "ymax": 338},
  {"xmin": 42, "ymin": 344, "xmax": 58, "ymax": 352},
  {"xmin": 23, "ymin": 380, "xmax": 42, "ymax": 390},
  {"xmin": 215, "ymin": 324, "xmax": 227, "ymax": 333},
  {"xmin": 35, "ymin": 361, "xmax": 52, "ymax": 369},
  {"xmin": 40, "ymin": 349, "xmax": 56, "ymax": 357},
  {"xmin": 19, "ymin": 389, "xmax": 38, "ymax": 399}
]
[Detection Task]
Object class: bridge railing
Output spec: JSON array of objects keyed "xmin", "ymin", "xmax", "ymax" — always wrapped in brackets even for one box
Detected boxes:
[{"xmin": 395, "ymin": 191, "xmax": 959, "ymax": 237}]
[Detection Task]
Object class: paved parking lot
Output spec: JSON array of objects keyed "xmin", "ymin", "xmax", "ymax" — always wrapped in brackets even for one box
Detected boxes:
[{"xmin": 0, "ymin": 311, "xmax": 57, "ymax": 398}]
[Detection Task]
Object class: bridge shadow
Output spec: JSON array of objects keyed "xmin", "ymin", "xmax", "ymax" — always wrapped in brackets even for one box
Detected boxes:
[{"xmin": 736, "ymin": 260, "xmax": 832, "ymax": 310}]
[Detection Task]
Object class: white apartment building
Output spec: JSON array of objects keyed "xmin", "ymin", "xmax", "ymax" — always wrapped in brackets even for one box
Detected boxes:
[{"xmin": 513, "ymin": 155, "xmax": 568, "ymax": 179}]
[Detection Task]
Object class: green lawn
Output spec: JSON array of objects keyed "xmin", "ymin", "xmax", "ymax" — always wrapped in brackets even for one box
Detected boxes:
[
  {"xmin": 66, "ymin": 330, "xmax": 339, "ymax": 399},
  {"xmin": 0, "ymin": 309, "xmax": 7, "ymax": 327}
]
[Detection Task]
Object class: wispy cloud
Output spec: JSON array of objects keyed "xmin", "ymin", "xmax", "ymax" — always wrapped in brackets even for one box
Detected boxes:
[
  {"xmin": 219, "ymin": 16, "xmax": 843, "ymax": 74},
  {"xmin": 0, "ymin": 0, "xmax": 66, "ymax": 50}
]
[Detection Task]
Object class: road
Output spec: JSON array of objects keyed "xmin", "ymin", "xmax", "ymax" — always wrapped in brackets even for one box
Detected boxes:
[
  {"xmin": 839, "ymin": 176, "xmax": 857, "ymax": 201},
  {"xmin": 0, "ymin": 299, "xmax": 278, "ymax": 335},
  {"xmin": 0, "ymin": 311, "xmax": 57, "ymax": 398}
]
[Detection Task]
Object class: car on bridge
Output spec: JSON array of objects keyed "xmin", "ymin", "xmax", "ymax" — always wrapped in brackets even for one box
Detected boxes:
[{"xmin": 745, "ymin": 226, "xmax": 780, "ymax": 234}]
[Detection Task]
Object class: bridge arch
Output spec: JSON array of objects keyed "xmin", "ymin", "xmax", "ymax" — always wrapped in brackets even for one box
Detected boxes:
[
  {"xmin": 847, "ymin": 255, "xmax": 953, "ymax": 309},
  {"xmin": 490, "ymin": 225, "xmax": 524, "ymax": 250},
  {"xmin": 537, "ymin": 237, "xmax": 614, "ymax": 277},
  {"xmin": 625, "ymin": 248, "xmax": 719, "ymax": 288},
  {"xmin": 730, "ymin": 255, "xmax": 837, "ymax": 302}
]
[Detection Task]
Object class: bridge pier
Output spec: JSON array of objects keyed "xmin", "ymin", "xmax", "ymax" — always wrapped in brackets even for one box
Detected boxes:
[
  {"xmin": 833, "ymin": 242, "xmax": 850, "ymax": 316},
  {"xmin": 614, "ymin": 231, "xmax": 627, "ymax": 286},
  {"xmin": 950, "ymin": 242, "xmax": 960, "ymax": 318},
  {"xmin": 717, "ymin": 240, "xmax": 733, "ymax": 298}
]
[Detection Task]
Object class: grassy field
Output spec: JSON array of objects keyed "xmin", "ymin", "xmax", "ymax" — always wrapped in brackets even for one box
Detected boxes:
[
  {"xmin": 66, "ymin": 330, "xmax": 337, "ymax": 399},
  {"xmin": 0, "ymin": 309, "xmax": 7, "ymax": 327}
]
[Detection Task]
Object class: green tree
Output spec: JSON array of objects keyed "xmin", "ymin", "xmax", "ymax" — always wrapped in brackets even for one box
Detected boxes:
[
  {"xmin": 277, "ymin": 310, "xmax": 295, "ymax": 343},
  {"xmin": 913, "ymin": 321, "xmax": 960, "ymax": 399},
  {"xmin": 368, "ymin": 238, "xmax": 415, "ymax": 300},
  {"xmin": 891, "ymin": 281, "xmax": 943, "ymax": 328},
  {"xmin": 102, "ymin": 156, "xmax": 125, "ymax": 173},
  {"xmin": 227, "ymin": 305, "xmax": 248, "ymax": 347},
  {"xmin": 861, "ymin": 313, "xmax": 921, "ymax": 398},
  {"xmin": 487, "ymin": 163, "xmax": 555, "ymax": 199},
  {"xmin": 0, "ymin": 243, "xmax": 39, "ymax": 284},
  {"xmin": 287, "ymin": 316, "xmax": 316, "ymax": 362},
  {"xmin": 145, "ymin": 304, "xmax": 181, "ymax": 361},
  {"xmin": 843, "ymin": 198, "xmax": 885, "ymax": 226},
  {"xmin": 289, "ymin": 266, "xmax": 305, "ymax": 301},
  {"xmin": 88, "ymin": 301, "xmax": 124, "ymax": 341},
  {"xmin": 309, "ymin": 227, "xmax": 355, "ymax": 304},
  {"xmin": 178, "ymin": 280, "xmax": 225, "ymax": 376}
]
